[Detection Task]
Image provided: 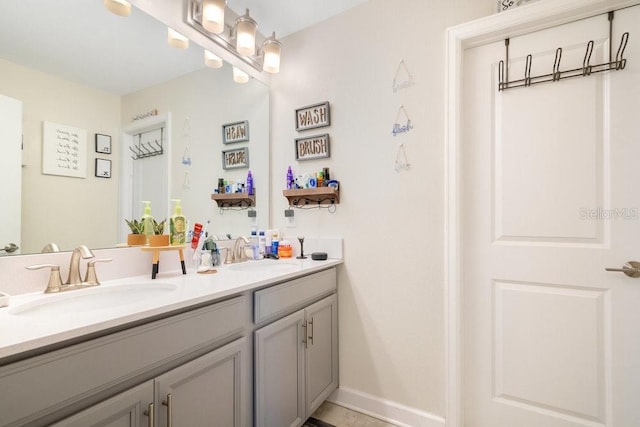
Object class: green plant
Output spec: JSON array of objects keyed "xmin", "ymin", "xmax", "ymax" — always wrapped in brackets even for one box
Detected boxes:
[
  {"xmin": 153, "ymin": 219, "xmax": 166, "ymax": 235},
  {"xmin": 125, "ymin": 218, "xmax": 144, "ymax": 234}
]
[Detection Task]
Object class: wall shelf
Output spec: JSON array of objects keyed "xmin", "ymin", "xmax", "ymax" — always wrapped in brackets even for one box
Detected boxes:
[
  {"xmin": 211, "ymin": 193, "xmax": 255, "ymax": 208},
  {"xmin": 283, "ymin": 187, "xmax": 340, "ymax": 206}
]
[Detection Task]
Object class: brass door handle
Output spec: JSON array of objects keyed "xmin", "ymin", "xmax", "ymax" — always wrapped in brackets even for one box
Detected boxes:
[
  {"xmin": 162, "ymin": 394, "xmax": 173, "ymax": 427},
  {"xmin": 605, "ymin": 261, "xmax": 640, "ymax": 278},
  {"xmin": 143, "ymin": 402, "xmax": 155, "ymax": 427}
]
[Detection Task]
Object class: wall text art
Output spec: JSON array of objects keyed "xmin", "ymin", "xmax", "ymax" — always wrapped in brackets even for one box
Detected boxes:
[
  {"xmin": 392, "ymin": 60, "xmax": 416, "ymax": 93},
  {"xmin": 295, "ymin": 101, "xmax": 330, "ymax": 131},
  {"xmin": 42, "ymin": 121, "xmax": 87, "ymax": 178},
  {"xmin": 392, "ymin": 105, "xmax": 414, "ymax": 136}
]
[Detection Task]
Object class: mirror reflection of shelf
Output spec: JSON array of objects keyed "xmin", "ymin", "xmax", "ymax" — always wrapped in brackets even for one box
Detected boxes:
[
  {"xmin": 211, "ymin": 193, "xmax": 256, "ymax": 208},
  {"xmin": 283, "ymin": 187, "xmax": 340, "ymax": 206}
]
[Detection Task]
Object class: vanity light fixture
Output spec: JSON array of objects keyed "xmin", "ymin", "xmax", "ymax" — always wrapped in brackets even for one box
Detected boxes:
[
  {"xmin": 234, "ymin": 9, "xmax": 258, "ymax": 57},
  {"xmin": 204, "ymin": 50, "xmax": 223, "ymax": 68},
  {"xmin": 202, "ymin": 0, "xmax": 226, "ymax": 34},
  {"xmin": 104, "ymin": 0, "xmax": 131, "ymax": 17},
  {"xmin": 185, "ymin": 0, "xmax": 282, "ymax": 74},
  {"xmin": 232, "ymin": 66, "xmax": 249, "ymax": 83},
  {"xmin": 261, "ymin": 32, "xmax": 281, "ymax": 74},
  {"xmin": 168, "ymin": 28, "xmax": 189, "ymax": 49}
]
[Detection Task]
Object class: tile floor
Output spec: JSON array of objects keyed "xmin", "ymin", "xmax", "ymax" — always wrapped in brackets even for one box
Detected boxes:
[{"xmin": 311, "ymin": 402, "xmax": 398, "ymax": 427}]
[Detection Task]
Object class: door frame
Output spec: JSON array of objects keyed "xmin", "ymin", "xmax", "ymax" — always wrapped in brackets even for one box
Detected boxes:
[
  {"xmin": 443, "ymin": 1, "xmax": 640, "ymax": 426},
  {"xmin": 118, "ymin": 113, "xmax": 172, "ymax": 243}
]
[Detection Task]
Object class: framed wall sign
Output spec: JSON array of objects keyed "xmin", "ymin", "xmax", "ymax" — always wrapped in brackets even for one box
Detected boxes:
[
  {"xmin": 295, "ymin": 134, "xmax": 330, "ymax": 161},
  {"xmin": 42, "ymin": 121, "xmax": 87, "ymax": 178},
  {"xmin": 222, "ymin": 120, "xmax": 249, "ymax": 144},
  {"xmin": 222, "ymin": 147, "xmax": 250, "ymax": 169},
  {"xmin": 295, "ymin": 101, "xmax": 330, "ymax": 131},
  {"xmin": 95, "ymin": 133, "xmax": 112, "ymax": 154},
  {"xmin": 95, "ymin": 158, "xmax": 111, "ymax": 178}
]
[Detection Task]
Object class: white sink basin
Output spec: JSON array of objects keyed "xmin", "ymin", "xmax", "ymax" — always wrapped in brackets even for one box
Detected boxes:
[
  {"xmin": 9, "ymin": 282, "xmax": 178, "ymax": 316},
  {"xmin": 227, "ymin": 260, "xmax": 300, "ymax": 273}
]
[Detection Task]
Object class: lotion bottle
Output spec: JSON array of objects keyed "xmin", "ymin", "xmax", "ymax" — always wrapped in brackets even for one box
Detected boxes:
[
  {"xmin": 141, "ymin": 201, "xmax": 154, "ymax": 245},
  {"xmin": 170, "ymin": 199, "xmax": 187, "ymax": 245}
]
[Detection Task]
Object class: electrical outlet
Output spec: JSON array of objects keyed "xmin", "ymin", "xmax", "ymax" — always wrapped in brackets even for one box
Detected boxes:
[
  {"xmin": 285, "ymin": 209, "xmax": 296, "ymax": 228},
  {"xmin": 248, "ymin": 210, "xmax": 257, "ymax": 218}
]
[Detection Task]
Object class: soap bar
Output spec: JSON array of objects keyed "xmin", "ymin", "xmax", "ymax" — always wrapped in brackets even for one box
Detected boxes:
[{"xmin": 0, "ymin": 292, "xmax": 9, "ymax": 308}]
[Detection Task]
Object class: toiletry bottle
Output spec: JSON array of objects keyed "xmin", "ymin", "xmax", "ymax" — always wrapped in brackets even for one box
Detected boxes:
[
  {"xmin": 250, "ymin": 228, "xmax": 258, "ymax": 259},
  {"xmin": 258, "ymin": 230, "xmax": 266, "ymax": 255},
  {"xmin": 246, "ymin": 171, "xmax": 254, "ymax": 195},
  {"xmin": 278, "ymin": 240, "xmax": 292, "ymax": 258},
  {"xmin": 170, "ymin": 199, "xmax": 187, "ymax": 245},
  {"xmin": 317, "ymin": 171, "xmax": 324, "ymax": 187},
  {"xmin": 141, "ymin": 201, "xmax": 154, "ymax": 245},
  {"xmin": 287, "ymin": 166, "xmax": 294, "ymax": 189},
  {"xmin": 191, "ymin": 222, "xmax": 203, "ymax": 250},
  {"xmin": 271, "ymin": 231, "xmax": 279, "ymax": 256}
]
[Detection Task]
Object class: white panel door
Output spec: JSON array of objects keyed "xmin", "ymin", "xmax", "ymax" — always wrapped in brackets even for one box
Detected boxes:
[
  {"xmin": 0, "ymin": 95, "xmax": 21, "ymax": 254},
  {"xmin": 463, "ymin": 7, "xmax": 639, "ymax": 427}
]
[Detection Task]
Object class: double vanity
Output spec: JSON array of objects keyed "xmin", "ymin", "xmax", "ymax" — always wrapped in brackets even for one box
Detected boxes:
[{"xmin": 0, "ymin": 257, "xmax": 341, "ymax": 426}]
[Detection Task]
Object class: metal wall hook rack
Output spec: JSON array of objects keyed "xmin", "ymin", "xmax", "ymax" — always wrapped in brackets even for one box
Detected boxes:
[
  {"xmin": 130, "ymin": 128, "xmax": 165, "ymax": 160},
  {"xmin": 498, "ymin": 11, "xmax": 629, "ymax": 91}
]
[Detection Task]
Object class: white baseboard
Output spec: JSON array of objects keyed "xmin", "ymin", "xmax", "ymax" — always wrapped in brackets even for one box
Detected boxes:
[{"xmin": 328, "ymin": 387, "xmax": 446, "ymax": 427}]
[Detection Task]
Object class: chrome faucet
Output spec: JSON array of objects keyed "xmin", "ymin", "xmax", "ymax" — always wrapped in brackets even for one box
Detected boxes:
[
  {"xmin": 66, "ymin": 245, "xmax": 95, "ymax": 285},
  {"xmin": 26, "ymin": 245, "xmax": 112, "ymax": 293},
  {"xmin": 225, "ymin": 236, "xmax": 250, "ymax": 264}
]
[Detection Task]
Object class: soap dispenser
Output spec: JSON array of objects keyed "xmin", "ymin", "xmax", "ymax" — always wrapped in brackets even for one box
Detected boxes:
[
  {"xmin": 170, "ymin": 199, "xmax": 186, "ymax": 245},
  {"xmin": 141, "ymin": 201, "xmax": 154, "ymax": 245}
]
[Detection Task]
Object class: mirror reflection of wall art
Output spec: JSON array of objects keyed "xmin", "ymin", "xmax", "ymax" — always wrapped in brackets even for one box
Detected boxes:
[
  {"xmin": 295, "ymin": 101, "xmax": 330, "ymax": 131},
  {"xmin": 295, "ymin": 134, "xmax": 330, "ymax": 161},
  {"xmin": 222, "ymin": 147, "xmax": 250, "ymax": 169},
  {"xmin": 95, "ymin": 158, "xmax": 111, "ymax": 178},
  {"xmin": 222, "ymin": 120, "xmax": 249, "ymax": 144},
  {"xmin": 42, "ymin": 121, "xmax": 87, "ymax": 178},
  {"xmin": 95, "ymin": 133, "xmax": 111, "ymax": 154}
]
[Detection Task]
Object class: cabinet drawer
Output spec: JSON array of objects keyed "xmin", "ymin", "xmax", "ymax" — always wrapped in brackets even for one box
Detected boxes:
[
  {"xmin": 254, "ymin": 268, "xmax": 336, "ymax": 325},
  {"xmin": 0, "ymin": 295, "xmax": 246, "ymax": 427}
]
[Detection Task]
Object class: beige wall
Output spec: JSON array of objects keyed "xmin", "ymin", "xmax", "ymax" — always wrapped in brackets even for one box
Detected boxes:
[
  {"xmin": 270, "ymin": 0, "xmax": 494, "ymax": 418},
  {"xmin": 0, "ymin": 59, "xmax": 121, "ymax": 254}
]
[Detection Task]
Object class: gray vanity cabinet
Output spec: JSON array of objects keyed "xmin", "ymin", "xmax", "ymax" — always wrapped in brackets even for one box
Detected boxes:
[
  {"xmin": 154, "ymin": 336, "xmax": 249, "ymax": 427},
  {"xmin": 53, "ymin": 337, "xmax": 249, "ymax": 427},
  {"xmin": 51, "ymin": 381, "xmax": 154, "ymax": 427},
  {"xmin": 305, "ymin": 295, "xmax": 339, "ymax": 415},
  {"xmin": 254, "ymin": 271, "xmax": 338, "ymax": 427},
  {"xmin": 255, "ymin": 310, "xmax": 307, "ymax": 427}
]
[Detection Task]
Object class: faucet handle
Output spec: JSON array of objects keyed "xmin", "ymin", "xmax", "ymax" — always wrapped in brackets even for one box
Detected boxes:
[
  {"xmin": 26, "ymin": 264, "xmax": 64, "ymax": 293},
  {"xmin": 84, "ymin": 258, "xmax": 112, "ymax": 285}
]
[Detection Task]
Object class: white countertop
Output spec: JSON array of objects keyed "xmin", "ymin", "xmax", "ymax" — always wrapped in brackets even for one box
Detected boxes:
[{"xmin": 0, "ymin": 258, "xmax": 342, "ymax": 362}]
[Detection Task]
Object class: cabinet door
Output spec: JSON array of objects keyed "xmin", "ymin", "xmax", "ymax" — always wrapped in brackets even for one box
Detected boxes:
[
  {"xmin": 255, "ymin": 309, "xmax": 306, "ymax": 427},
  {"xmin": 51, "ymin": 381, "xmax": 154, "ymax": 427},
  {"xmin": 155, "ymin": 337, "xmax": 249, "ymax": 427},
  {"xmin": 305, "ymin": 294, "xmax": 338, "ymax": 416}
]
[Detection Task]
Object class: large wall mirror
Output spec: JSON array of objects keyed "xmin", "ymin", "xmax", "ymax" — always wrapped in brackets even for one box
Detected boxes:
[{"xmin": 0, "ymin": 0, "xmax": 270, "ymax": 256}]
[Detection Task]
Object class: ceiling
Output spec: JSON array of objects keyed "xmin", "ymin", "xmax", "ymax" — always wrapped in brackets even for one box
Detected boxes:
[
  {"xmin": 227, "ymin": 0, "xmax": 369, "ymax": 38},
  {"xmin": 0, "ymin": 0, "xmax": 368, "ymax": 95}
]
